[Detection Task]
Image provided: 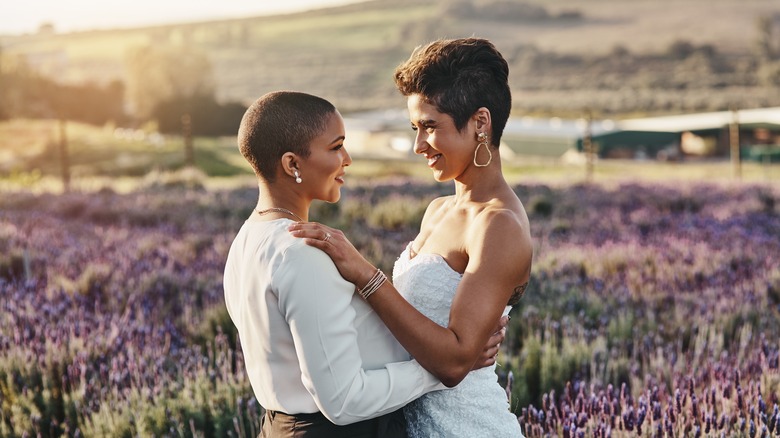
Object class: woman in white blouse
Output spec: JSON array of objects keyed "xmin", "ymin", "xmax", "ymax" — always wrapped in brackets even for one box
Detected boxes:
[{"xmin": 223, "ymin": 91, "xmax": 505, "ymax": 438}]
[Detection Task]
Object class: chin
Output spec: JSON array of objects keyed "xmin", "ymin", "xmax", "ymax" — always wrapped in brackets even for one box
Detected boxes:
[
  {"xmin": 432, "ymin": 171, "xmax": 452, "ymax": 183},
  {"xmin": 326, "ymin": 189, "xmax": 342, "ymax": 203}
]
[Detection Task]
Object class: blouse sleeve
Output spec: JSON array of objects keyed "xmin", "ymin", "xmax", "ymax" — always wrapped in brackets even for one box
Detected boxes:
[{"xmin": 275, "ymin": 242, "xmax": 445, "ymax": 425}]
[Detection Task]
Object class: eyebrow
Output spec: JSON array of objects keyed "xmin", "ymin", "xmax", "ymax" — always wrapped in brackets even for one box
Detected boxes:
[
  {"xmin": 329, "ymin": 135, "xmax": 346, "ymax": 144},
  {"xmin": 415, "ymin": 119, "xmax": 436, "ymax": 126}
]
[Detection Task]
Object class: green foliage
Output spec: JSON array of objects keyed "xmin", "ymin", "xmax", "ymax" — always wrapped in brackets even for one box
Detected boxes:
[
  {"xmin": 2, "ymin": 180, "xmax": 779, "ymax": 435},
  {"xmin": 518, "ymin": 335, "xmax": 542, "ymax": 407},
  {"xmin": 125, "ymin": 44, "xmax": 215, "ymax": 119},
  {"xmin": 4, "ymin": 0, "xmax": 779, "ymax": 117},
  {"xmin": 767, "ymin": 268, "xmax": 780, "ymax": 307},
  {"xmin": 46, "ymin": 362, "xmax": 66, "ymax": 433},
  {"xmin": 666, "ymin": 39, "xmax": 696, "ymax": 60},
  {"xmin": 0, "ymin": 56, "xmax": 124, "ymax": 124},
  {"xmin": 549, "ymin": 219, "xmax": 571, "ymax": 237},
  {"xmin": 74, "ymin": 263, "xmax": 113, "ymax": 297},
  {"xmin": 140, "ymin": 167, "xmax": 208, "ymax": 190},
  {"xmin": 757, "ymin": 190, "xmax": 777, "ymax": 214},
  {"xmin": 758, "ymin": 61, "xmax": 780, "ymax": 87},
  {"xmin": 527, "ymin": 194, "xmax": 553, "ymax": 218},
  {"xmin": 511, "ymin": 320, "xmax": 593, "ymax": 409},
  {"xmin": 606, "ymin": 311, "xmax": 634, "ymax": 350},
  {"xmin": 365, "ymin": 195, "xmax": 428, "ymax": 230},
  {"xmin": 193, "ymin": 304, "xmax": 239, "ymax": 353},
  {"xmin": 311, "ymin": 200, "xmax": 342, "ymax": 224},
  {"xmin": 153, "ymin": 95, "xmax": 247, "ymax": 137},
  {"xmin": 0, "ymin": 249, "xmax": 25, "ymax": 281}
]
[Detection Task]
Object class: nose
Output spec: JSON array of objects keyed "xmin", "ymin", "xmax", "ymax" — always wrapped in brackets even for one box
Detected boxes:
[
  {"xmin": 413, "ymin": 131, "xmax": 428, "ymax": 155},
  {"xmin": 342, "ymin": 147, "xmax": 352, "ymax": 166}
]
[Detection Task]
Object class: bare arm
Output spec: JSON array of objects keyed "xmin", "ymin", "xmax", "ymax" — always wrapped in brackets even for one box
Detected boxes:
[{"xmin": 289, "ymin": 210, "xmax": 531, "ymax": 387}]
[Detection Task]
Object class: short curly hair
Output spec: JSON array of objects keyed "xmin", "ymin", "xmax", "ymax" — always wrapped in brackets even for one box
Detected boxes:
[
  {"xmin": 394, "ymin": 38, "xmax": 511, "ymax": 147},
  {"xmin": 238, "ymin": 91, "xmax": 336, "ymax": 182}
]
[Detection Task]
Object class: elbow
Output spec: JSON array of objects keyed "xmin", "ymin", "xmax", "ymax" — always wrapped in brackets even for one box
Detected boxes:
[
  {"xmin": 430, "ymin": 351, "xmax": 479, "ymax": 387},
  {"xmin": 438, "ymin": 366, "xmax": 471, "ymax": 388},
  {"xmin": 440, "ymin": 376, "xmax": 462, "ymax": 388}
]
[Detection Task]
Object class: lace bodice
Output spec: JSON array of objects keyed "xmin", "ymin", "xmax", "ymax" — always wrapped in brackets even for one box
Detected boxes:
[{"xmin": 393, "ymin": 243, "xmax": 524, "ymax": 437}]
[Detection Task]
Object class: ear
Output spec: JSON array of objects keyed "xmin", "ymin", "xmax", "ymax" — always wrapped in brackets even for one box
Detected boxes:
[
  {"xmin": 280, "ymin": 152, "xmax": 300, "ymax": 179},
  {"xmin": 473, "ymin": 107, "xmax": 492, "ymax": 134}
]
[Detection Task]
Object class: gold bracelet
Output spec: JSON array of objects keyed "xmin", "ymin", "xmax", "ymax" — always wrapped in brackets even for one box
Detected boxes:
[{"xmin": 357, "ymin": 269, "xmax": 387, "ymax": 300}]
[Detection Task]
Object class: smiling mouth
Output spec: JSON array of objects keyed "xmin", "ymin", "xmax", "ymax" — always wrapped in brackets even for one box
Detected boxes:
[
  {"xmin": 427, "ymin": 154, "xmax": 441, "ymax": 167},
  {"xmin": 335, "ymin": 174, "xmax": 346, "ymax": 183}
]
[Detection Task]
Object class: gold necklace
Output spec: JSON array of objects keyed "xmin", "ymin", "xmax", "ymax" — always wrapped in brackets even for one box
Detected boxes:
[{"xmin": 255, "ymin": 207, "xmax": 304, "ymax": 222}]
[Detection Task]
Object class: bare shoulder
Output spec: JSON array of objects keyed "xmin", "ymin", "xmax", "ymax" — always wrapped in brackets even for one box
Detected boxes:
[
  {"xmin": 427, "ymin": 195, "xmax": 451, "ymax": 211},
  {"xmin": 460, "ymin": 204, "xmax": 533, "ymax": 305},
  {"xmin": 472, "ymin": 205, "xmax": 529, "ymax": 239},
  {"xmin": 420, "ymin": 195, "xmax": 453, "ymax": 226},
  {"xmin": 466, "ymin": 206, "xmax": 532, "ymax": 267}
]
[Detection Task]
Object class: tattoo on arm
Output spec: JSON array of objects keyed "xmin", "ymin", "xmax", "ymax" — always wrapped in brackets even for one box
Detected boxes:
[{"xmin": 508, "ymin": 282, "xmax": 528, "ymax": 306}]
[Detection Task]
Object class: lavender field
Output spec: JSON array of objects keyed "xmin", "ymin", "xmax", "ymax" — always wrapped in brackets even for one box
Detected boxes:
[{"xmin": 1, "ymin": 180, "xmax": 778, "ymax": 437}]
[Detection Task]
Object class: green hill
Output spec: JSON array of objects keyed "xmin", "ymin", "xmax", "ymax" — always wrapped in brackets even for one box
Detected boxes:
[{"xmin": 2, "ymin": 0, "xmax": 780, "ymax": 116}]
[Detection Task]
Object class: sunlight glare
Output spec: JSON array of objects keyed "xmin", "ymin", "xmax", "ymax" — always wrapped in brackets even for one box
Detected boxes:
[{"xmin": 1, "ymin": 0, "xmax": 363, "ymax": 34}]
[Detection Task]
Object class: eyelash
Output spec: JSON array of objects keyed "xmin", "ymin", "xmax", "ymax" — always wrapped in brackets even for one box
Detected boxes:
[{"xmin": 333, "ymin": 144, "xmax": 344, "ymax": 150}]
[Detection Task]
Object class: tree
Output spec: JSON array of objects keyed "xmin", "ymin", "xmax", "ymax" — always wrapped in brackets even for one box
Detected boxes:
[
  {"xmin": 124, "ymin": 44, "xmax": 215, "ymax": 119},
  {"xmin": 0, "ymin": 45, "xmax": 29, "ymax": 120},
  {"xmin": 0, "ymin": 49, "xmax": 125, "ymax": 123},
  {"xmin": 666, "ymin": 39, "xmax": 695, "ymax": 60},
  {"xmin": 0, "ymin": 44, "xmax": 6, "ymax": 120},
  {"xmin": 152, "ymin": 95, "xmax": 246, "ymax": 136},
  {"xmin": 755, "ymin": 16, "xmax": 775, "ymax": 61},
  {"xmin": 52, "ymin": 80, "xmax": 125, "ymax": 125},
  {"xmin": 758, "ymin": 61, "xmax": 780, "ymax": 87}
]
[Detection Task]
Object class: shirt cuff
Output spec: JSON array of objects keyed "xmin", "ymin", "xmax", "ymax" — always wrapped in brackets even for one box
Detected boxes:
[{"xmin": 408, "ymin": 359, "xmax": 448, "ymax": 393}]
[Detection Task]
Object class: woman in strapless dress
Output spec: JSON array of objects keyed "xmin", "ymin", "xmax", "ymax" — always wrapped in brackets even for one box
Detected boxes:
[{"xmin": 290, "ymin": 37, "xmax": 531, "ymax": 437}]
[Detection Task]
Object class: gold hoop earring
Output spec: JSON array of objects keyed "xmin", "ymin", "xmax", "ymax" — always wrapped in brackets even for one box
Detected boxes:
[
  {"xmin": 474, "ymin": 132, "xmax": 492, "ymax": 167},
  {"xmin": 294, "ymin": 169, "xmax": 302, "ymax": 184}
]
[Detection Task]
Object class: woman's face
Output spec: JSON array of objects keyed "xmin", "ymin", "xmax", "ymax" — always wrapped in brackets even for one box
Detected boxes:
[
  {"xmin": 407, "ymin": 94, "xmax": 474, "ymax": 182},
  {"xmin": 300, "ymin": 111, "xmax": 351, "ymax": 203}
]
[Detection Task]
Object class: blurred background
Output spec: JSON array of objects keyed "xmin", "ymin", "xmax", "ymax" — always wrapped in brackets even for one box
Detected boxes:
[
  {"xmin": 2, "ymin": 0, "xmax": 780, "ymax": 189},
  {"xmin": 2, "ymin": 2, "xmax": 780, "ymax": 437}
]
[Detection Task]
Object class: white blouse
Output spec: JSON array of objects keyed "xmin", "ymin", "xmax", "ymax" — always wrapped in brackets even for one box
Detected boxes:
[{"xmin": 223, "ymin": 218, "xmax": 445, "ymax": 425}]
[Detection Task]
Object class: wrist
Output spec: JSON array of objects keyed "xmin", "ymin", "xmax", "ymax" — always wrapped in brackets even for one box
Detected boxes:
[
  {"xmin": 356, "ymin": 268, "xmax": 387, "ymax": 300},
  {"xmin": 355, "ymin": 265, "xmax": 378, "ymax": 290}
]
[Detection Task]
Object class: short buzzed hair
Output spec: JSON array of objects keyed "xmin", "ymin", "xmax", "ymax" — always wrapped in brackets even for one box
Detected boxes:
[{"xmin": 238, "ymin": 91, "xmax": 337, "ymax": 182}]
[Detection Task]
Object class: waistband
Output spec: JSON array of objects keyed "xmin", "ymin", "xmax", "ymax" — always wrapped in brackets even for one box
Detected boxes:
[{"xmin": 263, "ymin": 408, "xmax": 407, "ymax": 437}]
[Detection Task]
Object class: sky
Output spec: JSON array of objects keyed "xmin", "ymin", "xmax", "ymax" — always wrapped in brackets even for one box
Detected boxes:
[{"xmin": 0, "ymin": 0, "xmax": 364, "ymax": 35}]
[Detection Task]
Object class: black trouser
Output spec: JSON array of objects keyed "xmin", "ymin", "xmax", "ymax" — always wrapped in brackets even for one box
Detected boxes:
[{"xmin": 259, "ymin": 409, "xmax": 407, "ymax": 438}]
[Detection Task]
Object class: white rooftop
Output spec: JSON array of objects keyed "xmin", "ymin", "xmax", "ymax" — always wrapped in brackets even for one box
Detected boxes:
[{"xmin": 618, "ymin": 107, "xmax": 780, "ymax": 132}]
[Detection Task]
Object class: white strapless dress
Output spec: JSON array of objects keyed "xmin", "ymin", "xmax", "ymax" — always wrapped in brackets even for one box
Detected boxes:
[{"xmin": 393, "ymin": 244, "xmax": 524, "ymax": 437}]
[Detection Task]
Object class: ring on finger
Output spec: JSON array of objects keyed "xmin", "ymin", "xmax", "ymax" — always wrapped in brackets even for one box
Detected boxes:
[{"xmin": 323, "ymin": 232, "xmax": 332, "ymax": 243}]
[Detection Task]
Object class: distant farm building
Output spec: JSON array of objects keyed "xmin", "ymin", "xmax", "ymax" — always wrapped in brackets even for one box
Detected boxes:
[{"xmin": 576, "ymin": 107, "xmax": 780, "ymax": 162}]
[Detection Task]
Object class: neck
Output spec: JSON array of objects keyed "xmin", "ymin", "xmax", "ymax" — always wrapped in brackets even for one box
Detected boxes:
[
  {"xmin": 256, "ymin": 179, "xmax": 309, "ymax": 222},
  {"xmin": 453, "ymin": 153, "xmax": 507, "ymax": 204}
]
